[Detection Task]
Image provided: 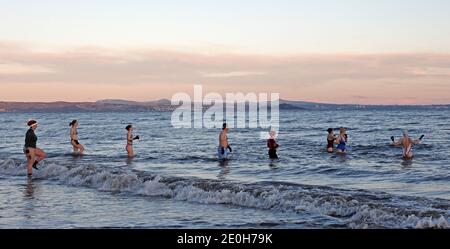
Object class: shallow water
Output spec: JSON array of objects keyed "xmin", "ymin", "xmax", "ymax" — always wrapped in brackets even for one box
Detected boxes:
[{"xmin": 0, "ymin": 110, "xmax": 449, "ymax": 228}]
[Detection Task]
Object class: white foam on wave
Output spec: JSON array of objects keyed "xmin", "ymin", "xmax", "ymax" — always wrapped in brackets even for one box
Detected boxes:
[
  {"xmin": 1, "ymin": 159, "xmax": 449, "ymax": 229},
  {"xmin": 138, "ymin": 176, "xmax": 172, "ymax": 197},
  {"xmin": 0, "ymin": 159, "xmax": 27, "ymax": 176},
  {"xmin": 412, "ymin": 216, "xmax": 449, "ymax": 229}
]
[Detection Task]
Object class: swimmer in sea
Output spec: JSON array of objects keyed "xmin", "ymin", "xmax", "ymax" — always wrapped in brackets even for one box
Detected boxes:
[
  {"xmin": 391, "ymin": 130, "xmax": 424, "ymax": 160},
  {"xmin": 69, "ymin": 120, "xmax": 85, "ymax": 155},
  {"xmin": 23, "ymin": 120, "xmax": 46, "ymax": 176},
  {"xmin": 218, "ymin": 123, "xmax": 232, "ymax": 160},
  {"xmin": 335, "ymin": 127, "xmax": 348, "ymax": 154},
  {"xmin": 125, "ymin": 124, "xmax": 140, "ymax": 158},
  {"xmin": 327, "ymin": 128, "xmax": 336, "ymax": 153},
  {"xmin": 267, "ymin": 130, "xmax": 279, "ymax": 159}
]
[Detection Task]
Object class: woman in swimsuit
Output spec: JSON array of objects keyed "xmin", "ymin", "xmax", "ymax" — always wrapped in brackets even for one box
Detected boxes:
[
  {"xmin": 335, "ymin": 127, "xmax": 348, "ymax": 154},
  {"xmin": 23, "ymin": 120, "xmax": 46, "ymax": 176},
  {"xmin": 392, "ymin": 130, "xmax": 424, "ymax": 159},
  {"xmin": 267, "ymin": 130, "xmax": 279, "ymax": 159},
  {"xmin": 327, "ymin": 128, "xmax": 336, "ymax": 153},
  {"xmin": 70, "ymin": 120, "xmax": 85, "ymax": 155},
  {"xmin": 126, "ymin": 124, "xmax": 140, "ymax": 158}
]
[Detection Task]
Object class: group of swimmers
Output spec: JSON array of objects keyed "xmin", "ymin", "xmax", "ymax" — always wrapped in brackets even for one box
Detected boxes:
[
  {"xmin": 326, "ymin": 127, "xmax": 425, "ymax": 158},
  {"xmin": 327, "ymin": 127, "xmax": 349, "ymax": 154},
  {"xmin": 218, "ymin": 123, "xmax": 279, "ymax": 160},
  {"xmin": 23, "ymin": 119, "xmax": 141, "ymax": 176},
  {"xmin": 22, "ymin": 119, "xmax": 425, "ymax": 176}
]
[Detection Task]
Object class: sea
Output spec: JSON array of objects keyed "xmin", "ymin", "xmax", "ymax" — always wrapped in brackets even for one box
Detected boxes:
[{"xmin": 0, "ymin": 110, "xmax": 449, "ymax": 228}]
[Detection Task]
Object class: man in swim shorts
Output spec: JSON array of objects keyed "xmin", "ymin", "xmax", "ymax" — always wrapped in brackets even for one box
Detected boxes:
[{"xmin": 218, "ymin": 123, "xmax": 232, "ymax": 160}]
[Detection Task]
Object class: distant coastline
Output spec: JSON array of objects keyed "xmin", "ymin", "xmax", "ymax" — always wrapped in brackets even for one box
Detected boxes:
[{"xmin": 0, "ymin": 99, "xmax": 449, "ymax": 113}]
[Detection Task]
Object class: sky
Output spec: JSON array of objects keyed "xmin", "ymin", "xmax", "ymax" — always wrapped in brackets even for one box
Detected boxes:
[{"xmin": 1, "ymin": 0, "xmax": 450, "ymax": 104}]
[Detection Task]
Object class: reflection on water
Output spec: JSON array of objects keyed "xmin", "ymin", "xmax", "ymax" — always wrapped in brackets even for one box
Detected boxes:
[
  {"xmin": 24, "ymin": 177, "xmax": 35, "ymax": 199},
  {"xmin": 69, "ymin": 153, "xmax": 83, "ymax": 164},
  {"xmin": 218, "ymin": 159, "xmax": 229, "ymax": 168},
  {"xmin": 126, "ymin": 157, "xmax": 135, "ymax": 166},
  {"xmin": 401, "ymin": 159, "xmax": 414, "ymax": 168},
  {"xmin": 22, "ymin": 177, "xmax": 37, "ymax": 220},
  {"xmin": 269, "ymin": 159, "xmax": 280, "ymax": 169},
  {"xmin": 217, "ymin": 164, "xmax": 230, "ymax": 180}
]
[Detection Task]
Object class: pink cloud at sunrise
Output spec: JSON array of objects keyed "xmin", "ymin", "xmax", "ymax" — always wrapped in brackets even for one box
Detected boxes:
[
  {"xmin": 1, "ymin": 1, "xmax": 450, "ymax": 104},
  {"xmin": 0, "ymin": 42, "xmax": 449, "ymax": 104}
]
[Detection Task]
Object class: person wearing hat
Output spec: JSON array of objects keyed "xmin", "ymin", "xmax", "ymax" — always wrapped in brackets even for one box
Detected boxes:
[
  {"xmin": 24, "ymin": 119, "xmax": 46, "ymax": 176},
  {"xmin": 391, "ymin": 130, "xmax": 425, "ymax": 159}
]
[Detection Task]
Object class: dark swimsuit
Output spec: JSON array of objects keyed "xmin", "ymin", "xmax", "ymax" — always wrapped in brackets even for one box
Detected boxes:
[
  {"xmin": 24, "ymin": 128, "xmax": 39, "ymax": 172},
  {"xmin": 127, "ymin": 133, "xmax": 134, "ymax": 146},
  {"xmin": 24, "ymin": 128, "xmax": 37, "ymax": 154},
  {"xmin": 327, "ymin": 138, "xmax": 335, "ymax": 150},
  {"xmin": 71, "ymin": 130, "xmax": 80, "ymax": 145},
  {"xmin": 268, "ymin": 139, "xmax": 279, "ymax": 159}
]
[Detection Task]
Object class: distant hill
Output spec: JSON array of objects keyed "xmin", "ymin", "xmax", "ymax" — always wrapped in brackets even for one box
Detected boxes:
[
  {"xmin": 279, "ymin": 99, "xmax": 450, "ymax": 111},
  {"xmin": 96, "ymin": 98, "xmax": 172, "ymax": 106},
  {"xmin": 0, "ymin": 99, "xmax": 176, "ymax": 113},
  {"xmin": 0, "ymin": 99, "xmax": 449, "ymax": 113},
  {"xmin": 96, "ymin": 99, "xmax": 141, "ymax": 105},
  {"xmin": 279, "ymin": 103, "xmax": 306, "ymax": 110}
]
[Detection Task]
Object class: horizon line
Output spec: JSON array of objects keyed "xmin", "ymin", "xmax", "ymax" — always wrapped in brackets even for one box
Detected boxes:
[{"xmin": 1, "ymin": 98, "xmax": 449, "ymax": 106}]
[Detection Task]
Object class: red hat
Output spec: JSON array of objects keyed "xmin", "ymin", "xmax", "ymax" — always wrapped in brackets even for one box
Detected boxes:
[{"xmin": 27, "ymin": 119, "xmax": 38, "ymax": 127}]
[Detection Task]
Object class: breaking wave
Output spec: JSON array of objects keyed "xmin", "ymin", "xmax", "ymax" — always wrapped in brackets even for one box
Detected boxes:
[{"xmin": 0, "ymin": 158, "xmax": 448, "ymax": 229}]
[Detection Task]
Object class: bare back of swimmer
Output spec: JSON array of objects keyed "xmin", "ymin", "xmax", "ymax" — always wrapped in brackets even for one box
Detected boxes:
[{"xmin": 392, "ymin": 130, "xmax": 424, "ymax": 159}]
